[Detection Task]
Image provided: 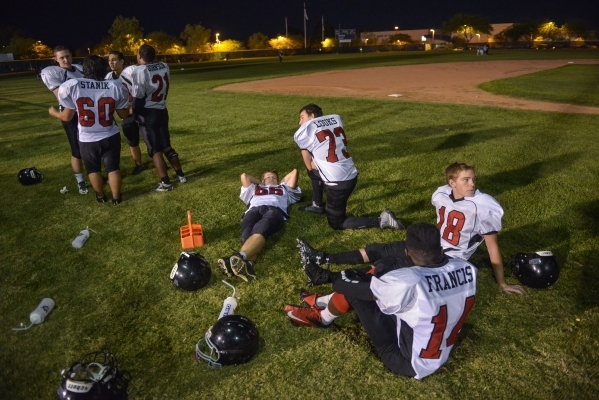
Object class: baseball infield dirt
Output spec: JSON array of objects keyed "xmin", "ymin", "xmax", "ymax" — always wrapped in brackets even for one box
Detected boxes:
[{"xmin": 215, "ymin": 59, "xmax": 599, "ymax": 114}]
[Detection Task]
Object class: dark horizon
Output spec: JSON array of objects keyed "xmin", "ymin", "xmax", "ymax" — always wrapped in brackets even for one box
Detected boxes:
[{"xmin": 3, "ymin": 0, "xmax": 597, "ymax": 50}]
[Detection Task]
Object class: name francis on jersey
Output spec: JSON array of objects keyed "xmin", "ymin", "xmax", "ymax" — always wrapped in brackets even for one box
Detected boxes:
[{"xmin": 424, "ymin": 265, "xmax": 474, "ymax": 293}]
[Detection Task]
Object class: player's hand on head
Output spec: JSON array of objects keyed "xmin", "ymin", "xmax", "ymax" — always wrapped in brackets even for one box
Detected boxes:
[{"xmin": 500, "ymin": 283, "xmax": 525, "ymax": 295}]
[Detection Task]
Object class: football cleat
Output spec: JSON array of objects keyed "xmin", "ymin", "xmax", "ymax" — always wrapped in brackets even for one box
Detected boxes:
[
  {"xmin": 299, "ymin": 288, "xmax": 325, "ymax": 310},
  {"xmin": 298, "ymin": 204, "xmax": 325, "ymax": 214},
  {"xmin": 230, "ymin": 253, "xmax": 257, "ymax": 282},
  {"xmin": 175, "ymin": 175, "xmax": 187, "ymax": 183},
  {"xmin": 155, "ymin": 182, "xmax": 173, "ymax": 192},
  {"xmin": 217, "ymin": 256, "xmax": 234, "ymax": 278},
  {"xmin": 303, "ymin": 259, "xmax": 333, "ymax": 286},
  {"xmin": 78, "ymin": 181, "xmax": 89, "ymax": 195},
  {"xmin": 131, "ymin": 164, "xmax": 146, "ymax": 176},
  {"xmin": 379, "ymin": 209, "xmax": 405, "ymax": 230},
  {"xmin": 296, "ymin": 237, "xmax": 325, "ymax": 266},
  {"xmin": 96, "ymin": 195, "xmax": 107, "ymax": 203},
  {"xmin": 284, "ymin": 304, "xmax": 330, "ymax": 328}
]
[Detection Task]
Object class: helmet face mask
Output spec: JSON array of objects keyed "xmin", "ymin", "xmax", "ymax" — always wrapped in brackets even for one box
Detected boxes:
[
  {"xmin": 196, "ymin": 315, "xmax": 259, "ymax": 369},
  {"xmin": 18, "ymin": 167, "xmax": 43, "ymax": 185},
  {"xmin": 510, "ymin": 251, "xmax": 559, "ymax": 289},
  {"xmin": 56, "ymin": 352, "xmax": 128, "ymax": 400},
  {"xmin": 170, "ymin": 252, "xmax": 211, "ymax": 291}
]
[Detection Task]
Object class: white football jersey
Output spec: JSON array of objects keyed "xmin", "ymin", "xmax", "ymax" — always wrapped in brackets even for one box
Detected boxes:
[
  {"xmin": 371, "ymin": 258, "xmax": 478, "ymax": 380},
  {"xmin": 240, "ymin": 182, "xmax": 301, "ymax": 218},
  {"xmin": 105, "ymin": 65, "xmax": 136, "ymax": 102},
  {"xmin": 294, "ymin": 115, "xmax": 358, "ymax": 183},
  {"xmin": 431, "ymin": 185, "xmax": 504, "ymax": 260},
  {"xmin": 58, "ymin": 78, "xmax": 129, "ymax": 142},
  {"xmin": 41, "ymin": 65, "xmax": 83, "ymax": 92},
  {"xmin": 130, "ymin": 62, "xmax": 170, "ymax": 109}
]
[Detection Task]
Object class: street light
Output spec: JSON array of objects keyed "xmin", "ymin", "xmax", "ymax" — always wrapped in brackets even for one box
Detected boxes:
[
  {"xmin": 476, "ymin": 33, "xmax": 480, "ymax": 42},
  {"xmin": 394, "ymin": 26, "xmax": 398, "ymax": 30},
  {"xmin": 216, "ymin": 33, "xmax": 220, "ymax": 43},
  {"xmin": 430, "ymin": 29, "xmax": 435, "ymax": 42}
]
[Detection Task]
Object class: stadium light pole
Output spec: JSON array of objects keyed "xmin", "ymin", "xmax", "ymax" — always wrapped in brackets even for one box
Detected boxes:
[{"xmin": 430, "ymin": 29, "xmax": 435, "ymax": 42}]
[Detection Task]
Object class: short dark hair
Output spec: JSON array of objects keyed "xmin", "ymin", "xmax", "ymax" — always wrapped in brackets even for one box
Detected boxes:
[
  {"xmin": 138, "ymin": 44, "xmax": 156, "ymax": 62},
  {"xmin": 109, "ymin": 50, "xmax": 124, "ymax": 60},
  {"xmin": 300, "ymin": 104, "xmax": 323, "ymax": 118},
  {"xmin": 53, "ymin": 45, "xmax": 70, "ymax": 56},
  {"xmin": 83, "ymin": 55, "xmax": 107, "ymax": 80},
  {"xmin": 405, "ymin": 223, "xmax": 442, "ymax": 264}
]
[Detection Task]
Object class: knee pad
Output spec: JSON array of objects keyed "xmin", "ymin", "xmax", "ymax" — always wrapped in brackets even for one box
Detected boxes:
[
  {"xmin": 164, "ymin": 148, "xmax": 178, "ymax": 160},
  {"xmin": 121, "ymin": 117, "xmax": 140, "ymax": 146}
]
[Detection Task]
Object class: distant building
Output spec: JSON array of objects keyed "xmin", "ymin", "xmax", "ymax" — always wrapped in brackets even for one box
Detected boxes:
[{"xmin": 361, "ymin": 24, "xmax": 513, "ymax": 44}]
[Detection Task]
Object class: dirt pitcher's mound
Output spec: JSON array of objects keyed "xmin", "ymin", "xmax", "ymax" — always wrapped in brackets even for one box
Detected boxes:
[{"xmin": 216, "ymin": 59, "xmax": 599, "ymax": 114}]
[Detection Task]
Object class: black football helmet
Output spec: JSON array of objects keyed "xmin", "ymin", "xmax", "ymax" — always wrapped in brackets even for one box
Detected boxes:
[
  {"xmin": 18, "ymin": 167, "xmax": 43, "ymax": 185},
  {"xmin": 170, "ymin": 252, "xmax": 211, "ymax": 291},
  {"xmin": 510, "ymin": 251, "xmax": 559, "ymax": 288},
  {"xmin": 196, "ymin": 315, "xmax": 259, "ymax": 368},
  {"xmin": 56, "ymin": 352, "xmax": 128, "ymax": 400}
]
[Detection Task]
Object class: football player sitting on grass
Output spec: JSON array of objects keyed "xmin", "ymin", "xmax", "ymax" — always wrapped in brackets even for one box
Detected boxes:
[
  {"xmin": 286, "ymin": 223, "xmax": 478, "ymax": 380},
  {"xmin": 297, "ymin": 162, "xmax": 525, "ymax": 295}
]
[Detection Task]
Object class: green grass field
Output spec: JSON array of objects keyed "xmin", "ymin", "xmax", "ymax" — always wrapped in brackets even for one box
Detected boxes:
[
  {"xmin": 480, "ymin": 64, "xmax": 599, "ymax": 106},
  {"xmin": 1, "ymin": 49, "xmax": 599, "ymax": 399}
]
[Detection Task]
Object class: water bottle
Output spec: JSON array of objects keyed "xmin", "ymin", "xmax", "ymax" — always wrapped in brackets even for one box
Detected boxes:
[
  {"xmin": 218, "ymin": 296, "xmax": 238, "ymax": 320},
  {"xmin": 72, "ymin": 227, "xmax": 90, "ymax": 248},
  {"xmin": 30, "ymin": 298, "xmax": 55, "ymax": 324},
  {"xmin": 13, "ymin": 298, "xmax": 55, "ymax": 331}
]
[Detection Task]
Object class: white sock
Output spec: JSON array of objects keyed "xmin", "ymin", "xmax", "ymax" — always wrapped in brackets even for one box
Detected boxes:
[
  {"xmin": 316, "ymin": 294, "xmax": 332, "ymax": 308},
  {"xmin": 75, "ymin": 174, "xmax": 84, "ymax": 183},
  {"xmin": 239, "ymin": 251, "xmax": 247, "ymax": 260},
  {"xmin": 320, "ymin": 306, "xmax": 338, "ymax": 324}
]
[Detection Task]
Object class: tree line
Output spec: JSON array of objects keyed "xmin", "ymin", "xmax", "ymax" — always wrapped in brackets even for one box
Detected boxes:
[{"xmin": 1, "ymin": 14, "xmax": 594, "ymax": 60}]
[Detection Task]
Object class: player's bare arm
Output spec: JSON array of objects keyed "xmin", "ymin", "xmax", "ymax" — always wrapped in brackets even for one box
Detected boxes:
[
  {"xmin": 281, "ymin": 169, "xmax": 299, "ymax": 188},
  {"xmin": 300, "ymin": 150, "xmax": 316, "ymax": 170},
  {"xmin": 240, "ymin": 173, "xmax": 261, "ymax": 188},
  {"xmin": 48, "ymin": 106, "xmax": 75, "ymax": 122},
  {"xmin": 484, "ymin": 233, "xmax": 525, "ymax": 295},
  {"xmin": 116, "ymin": 108, "xmax": 130, "ymax": 120}
]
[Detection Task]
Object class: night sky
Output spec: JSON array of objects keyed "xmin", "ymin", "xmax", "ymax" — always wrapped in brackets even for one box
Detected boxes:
[{"xmin": 3, "ymin": 0, "xmax": 596, "ymax": 49}]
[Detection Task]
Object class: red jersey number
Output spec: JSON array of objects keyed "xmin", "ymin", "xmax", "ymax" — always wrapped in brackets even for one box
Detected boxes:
[
  {"xmin": 151, "ymin": 73, "xmax": 170, "ymax": 102},
  {"xmin": 76, "ymin": 97, "xmax": 116, "ymax": 127},
  {"xmin": 419, "ymin": 296, "xmax": 476, "ymax": 359},
  {"xmin": 315, "ymin": 127, "xmax": 350, "ymax": 163},
  {"xmin": 437, "ymin": 206, "xmax": 466, "ymax": 246},
  {"xmin": 254, "ymin": 186, "xmax": 284, "ymax": 196}
]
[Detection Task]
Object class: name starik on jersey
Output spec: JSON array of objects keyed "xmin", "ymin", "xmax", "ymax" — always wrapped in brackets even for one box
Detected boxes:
[
  {"xmin": 79, "ymin": 81, "xmax": 110, "ymax": 89},
  {"xmin": 424, "ymin": 265, "xmax": 474, "ymax": 293}
]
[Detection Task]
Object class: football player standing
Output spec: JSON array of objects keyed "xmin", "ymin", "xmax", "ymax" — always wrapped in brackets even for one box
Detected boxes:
[
  {"xmin": 105, "ymin": 50, "xmax": 145, "ymax": 176},
  {"xmin": 294, "ymin": 103, "xmax": 403, "ymax": 231},
  {"xmin": 48, "ymin": 55, "xmax": 130, "ymax": 205},
  {"xmin": 297, "ymin": 162, "xmax": 525, "ymax": 295},
  {"xmin": 131, "ymin": 44, "xmax": 186, "ymax": 192},
  {"xmin": 40, "ymin": 46, "xmax": 88, "ymax": 194}
]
